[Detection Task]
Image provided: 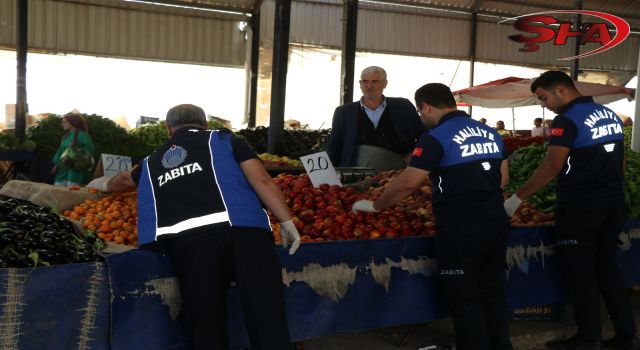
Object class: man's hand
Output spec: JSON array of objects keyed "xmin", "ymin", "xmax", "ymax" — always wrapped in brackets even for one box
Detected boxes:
[
  {"xmin": 280, "ymin": 220, "xmax": 301, "ymax": 255},
  {"xmin": 504, "ymin": 194, "xmax": 522, "ymax": 217},
  {"xmin": 87, "ymin": 176, "xmax": 110, "ymax": 192},
  {"xmin": 351, "ymin": 200, "xmax": 377, "ymax": 213}
]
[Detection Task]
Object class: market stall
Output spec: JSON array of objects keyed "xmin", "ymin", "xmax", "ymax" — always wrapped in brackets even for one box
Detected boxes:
[
  {"xmin": 1, "ymin": 221, "xmax": 639, "ymax": 350},
  {"xmin": 0, "ymin": 123, "xmax": 639, "ymax": 349}
]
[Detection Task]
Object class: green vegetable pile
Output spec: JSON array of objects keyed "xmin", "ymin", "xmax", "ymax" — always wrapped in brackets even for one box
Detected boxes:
[
  {"xmin": 26, "ymin": 114, "xmax": 151, "ymax": 161},
  {"xmin": 129, "ymin": 121, "xmax": 169, "ymax": 151},
  {"xmin": 505, "ymin": 127, "xmax": 640, "ymax": 218},
  {"xmin": 86, "ymin": 114, "xmax": 151, "ymax": 159},
  {"xmin": 0, "ymin": 133, "xmax": 36, "ymax": 152},
  {"xmin": 505, "ymin": 143, "xmax": 556, "ymax": 213},
  {"xmin": 128, "ymin": 119, "xmax": 230, "ymax": 151}
]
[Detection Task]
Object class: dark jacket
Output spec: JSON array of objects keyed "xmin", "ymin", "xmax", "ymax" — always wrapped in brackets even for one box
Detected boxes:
[{"xmin": 327, "ymin": 97, "xmax": 426, "ymax": 167}]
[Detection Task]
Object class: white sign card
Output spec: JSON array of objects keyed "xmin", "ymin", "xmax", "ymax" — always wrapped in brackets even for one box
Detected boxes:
[
  {"xmin": 299, "ymin": 151, "xmax": 342, "ymax": 187},
  {"xmin": 101, "ymin": 154, "xmax": 133, "ymax": 179}
]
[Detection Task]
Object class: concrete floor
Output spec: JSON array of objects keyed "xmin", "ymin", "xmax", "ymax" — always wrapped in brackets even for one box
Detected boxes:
[{"xmin": 299, "ymin": 288, "xmax": 640, "ymax": 350}]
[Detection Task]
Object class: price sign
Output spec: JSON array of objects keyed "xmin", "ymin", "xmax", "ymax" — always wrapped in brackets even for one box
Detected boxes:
[
  {"xmin": 101, "ymin": 154, "xmax": 133, "ymax": 178},
  {"xmin": 299, "ymin": 151, "xmax": 342, "ymax": 187}
]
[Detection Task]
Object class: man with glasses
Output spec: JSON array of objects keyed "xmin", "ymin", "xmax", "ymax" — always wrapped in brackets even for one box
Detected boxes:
[{"xmin": 328, "ymin": 66, "xmax": 425, "ymax": 170}]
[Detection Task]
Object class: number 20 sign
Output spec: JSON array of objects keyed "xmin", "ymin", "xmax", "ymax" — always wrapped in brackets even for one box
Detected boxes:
[
  {"xmin": 299, "ymin": 151, "xmax": 342, "ymax": 187},
  {"xmin": 101, "ymin": 154, "xmax": 133, "ymax": 178}
]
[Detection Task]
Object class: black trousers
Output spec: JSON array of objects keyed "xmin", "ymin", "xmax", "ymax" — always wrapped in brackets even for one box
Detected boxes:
[
  {"xmin": 149, "ymin": 227, "xmax": 292, "ymax": 350},
  {"xmin": 555, "ymin": 198, "xmax": 637, "ymax": 342},
  {"xmin": 435, "ymin": 218, "xmax": 513, "ymax": 350}
]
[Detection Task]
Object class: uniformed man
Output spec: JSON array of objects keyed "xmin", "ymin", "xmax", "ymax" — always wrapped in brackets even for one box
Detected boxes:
[
  {"xmin": 88, "ymin": 104, "xmax": 300, "ymax": 350},
  {"xmin": 353, "ymin": 83, "xmax": 512, "ymax": 350},
  {"xmin": 504, "ymin": 71, "xmax": 639, "ymax": 350}
]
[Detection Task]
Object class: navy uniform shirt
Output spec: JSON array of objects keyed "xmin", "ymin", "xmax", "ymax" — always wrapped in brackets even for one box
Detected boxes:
[
  {"xmin": 410, "ymin": 111, "xmax": 507, "ymax": 223},
  {"xmin": 547, "ymin": 96, "xmax": 624, "ymax": 202}
]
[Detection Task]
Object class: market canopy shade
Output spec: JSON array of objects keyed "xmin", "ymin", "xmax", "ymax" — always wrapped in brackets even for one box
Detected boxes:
[{"xmin": 453, "ymin": 77, "xmax": 636, "ymax": 108}]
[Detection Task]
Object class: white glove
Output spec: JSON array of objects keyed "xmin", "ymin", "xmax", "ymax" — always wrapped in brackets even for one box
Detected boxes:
[
  {"xmin": 351, "ymin": 200, "xmax": 378, "ymax": 213},
  {"xmin": 280, "ymin": 220, "xmax": 300, "ymax": 255},
  {"xmin": 87, "ymin": 176, "xmax": 110, "ymax": 192},
  {"xmin": 504, "ymin": 194, "xmax": 522, "ymax": 217}
]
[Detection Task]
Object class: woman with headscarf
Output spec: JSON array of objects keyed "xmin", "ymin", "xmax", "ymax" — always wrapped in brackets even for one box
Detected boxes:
[{"xmin": 51, "ymin": 113, "xmax": 96, "ymax": 186}]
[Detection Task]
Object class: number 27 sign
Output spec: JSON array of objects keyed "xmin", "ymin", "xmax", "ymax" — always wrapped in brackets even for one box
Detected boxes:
[{"xmin": 299, "ymin": 151, "xmax": 342, "ymax": 187}]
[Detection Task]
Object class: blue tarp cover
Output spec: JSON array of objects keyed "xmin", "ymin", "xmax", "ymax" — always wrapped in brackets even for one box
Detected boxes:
[{"xmin": 1, "ymin": 223, "xmax": 639, "ymax": 349}]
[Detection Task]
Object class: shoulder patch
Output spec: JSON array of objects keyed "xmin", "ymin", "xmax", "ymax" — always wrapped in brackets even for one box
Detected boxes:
[{"xmin": 550, "ymin": 128, "xmax": 564, "ymax": 137}]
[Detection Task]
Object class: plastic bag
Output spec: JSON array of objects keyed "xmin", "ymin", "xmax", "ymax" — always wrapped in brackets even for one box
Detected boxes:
[{"xmin": 60, "ymin": 146, "xmax": 95, "ymax": 171}]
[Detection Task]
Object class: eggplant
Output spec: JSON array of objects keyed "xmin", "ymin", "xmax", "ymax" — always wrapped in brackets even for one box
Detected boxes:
[
  {"xmin": 16, "ymin": 220, "xmax": 37, "ymax": 231},
  {"xmin": 14, "ymin": 242, "xmax": 31, "ymax": 255},
  {"xmin": 36, "ymin": 213, "xmax": 59, "ymax": 225},
  {"xmin": 35, "ymin": 248, "xmax": 56, "ymax": 261},
  {"xmin": 0, "ymin": 232, "xmax": 15, "ymax": 244},
  {"xmin": 0, "ymin": 202, "xmax": 15, "ymax": 214},
  {"xmin": 40, "ymin": 230, "xmax": 58, "ymax": 241}
]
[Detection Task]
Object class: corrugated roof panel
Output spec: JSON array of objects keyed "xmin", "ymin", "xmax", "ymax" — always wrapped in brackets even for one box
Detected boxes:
[
  {"xmin": 257, "ymin": 0, "xmax": 638, "ymax": 72},
  {"xmin": 588, "ymin": 0, "xmax": 640, "ymax": 16},
  {"xmin": 4, "ymin": 0, "xmax": 246, "ymax": 67},
  {"xmin": 382, "ymin": 0, "xmax": 476, "ymax": 11},
  {"xmin": 0, "ymin": 1, "xmax": 15, "ymax": 46},
  {"xmin": 188, "ymin": 0, "xmax": 257, "ymax": 11},
  {"xmin": 259, "ymin": 0, "xmax": 275, "ymax": 47},
  {"xmin": 481, "ymin": 0, "xmax": 565, "ymax": 19},
  {"xmin": 263, "ymin": 0, "xmax": 473, "ymax": 54},
  {"xmin": 578, "ymin": 35, "xmax": 639, "ymax": 72},
  {"xmin": 479, "ymin": 0, "xmax": 640, "ymax": 30},
  {"xmin": 290, "ymin": 1, "xmax": 342, "ymax": 47},
  {"xmin": 359, "ymin": 0, "xmax": 471, "ymax": 18},
  {"xmin": 357, "ymin": 8, "xmax": 470, "ymax": 58}
]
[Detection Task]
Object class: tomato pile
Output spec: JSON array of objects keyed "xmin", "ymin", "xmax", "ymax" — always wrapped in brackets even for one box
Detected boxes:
[{"xmin": 269, "ymin": 171, "xmax": 436, "ymax": 243}]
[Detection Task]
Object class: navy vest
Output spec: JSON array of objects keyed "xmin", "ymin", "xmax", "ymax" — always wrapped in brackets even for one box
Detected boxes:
[
  {"xmin": 137, "ymin": 129, "xmax": 270, "ymax": 244},
  {"xmin": 555, "ymin": 99, "xmax": 624, "ymax": 201},
  {"xmin": 427, "ymin": 112, "xmax": 506, "ymax": 222}
]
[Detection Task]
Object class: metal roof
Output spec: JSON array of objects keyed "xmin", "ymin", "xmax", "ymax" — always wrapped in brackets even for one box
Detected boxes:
[
  {"xmin": 332, "ymin": 0, "xmax": 640, "ymax": 33},
  {"xmin": 141, "ymin": 0, "xmax": 260, "ymax": 14},
  {"xmin": 132, "ymin": 0, "xmax": 640, "ymax": 32},
  {"xmin": 3, "ymin": 0, "xmax": 637, "ymax": 70}
]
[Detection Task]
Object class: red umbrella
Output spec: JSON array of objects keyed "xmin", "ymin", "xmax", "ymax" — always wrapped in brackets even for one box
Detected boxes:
[{"xmin": 454, "ymin": 76, "xmax": 635, "ymax": 108}]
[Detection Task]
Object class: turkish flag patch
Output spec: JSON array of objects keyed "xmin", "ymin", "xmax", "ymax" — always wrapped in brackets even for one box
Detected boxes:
[
  {"xmin": 550, "ymin": 128, "xmax": 564, "ymax": 136},
  {"xmin": 413, "ymin": 147, "xmax": 423, "ymax": 157}
]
